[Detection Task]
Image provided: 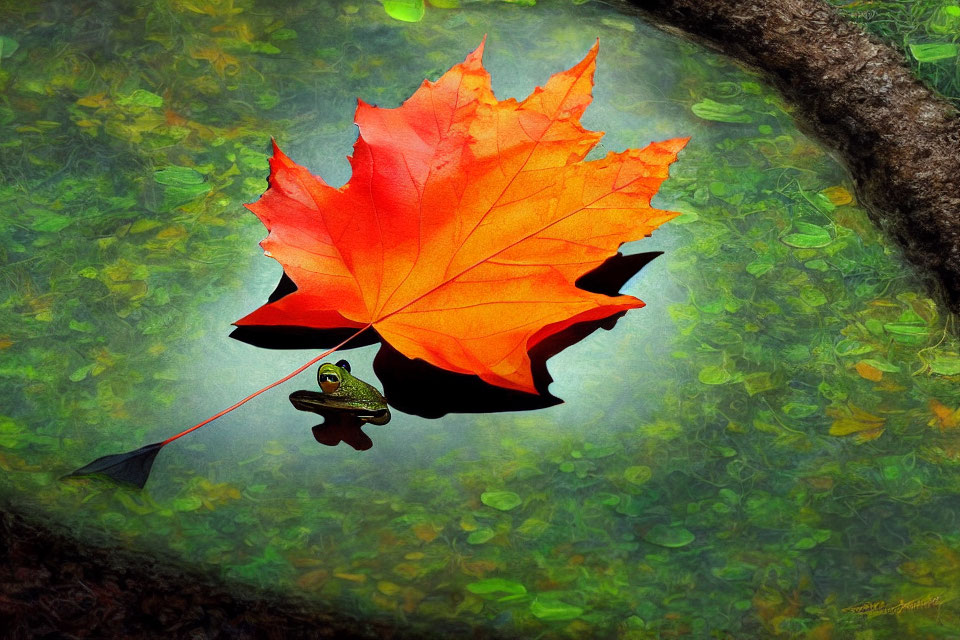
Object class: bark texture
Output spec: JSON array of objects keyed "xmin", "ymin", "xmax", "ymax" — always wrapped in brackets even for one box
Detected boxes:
[
  {"xmin": 0, "ymin": 511, "xmax": 506, "ymax": 640},
  {"xmin": 620, "ymin": 0, "xmax": 960, "ymax": 313}
]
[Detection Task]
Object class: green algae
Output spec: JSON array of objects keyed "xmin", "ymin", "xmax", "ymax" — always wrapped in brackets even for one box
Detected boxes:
[
  {"xmin": 830, "ymin": 0, "xmax": 960, "ymax": 105},
  {"xmin": 0, "ymin": 0, "xmax": 958, "ymax": 638}
]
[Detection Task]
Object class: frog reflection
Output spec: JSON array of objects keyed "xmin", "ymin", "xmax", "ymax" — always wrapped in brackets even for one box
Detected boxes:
[{"xmin": 289, "ymin": 360, "xmax": 390, "ymax": 451}]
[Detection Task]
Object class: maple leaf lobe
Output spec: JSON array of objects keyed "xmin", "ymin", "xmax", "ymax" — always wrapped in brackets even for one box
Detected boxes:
[{"xmin": 237, "ymin": 41, "xmax": 688, "ymax": 394}]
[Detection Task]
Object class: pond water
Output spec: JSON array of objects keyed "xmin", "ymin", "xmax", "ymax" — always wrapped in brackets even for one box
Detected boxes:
[{"xmin": 2, "ymin": 0, "xmax": 959, "ymax": 637}]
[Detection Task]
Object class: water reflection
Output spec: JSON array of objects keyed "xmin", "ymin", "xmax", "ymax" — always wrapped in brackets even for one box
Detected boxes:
[{"xmin": 240, "ymin": 252, "xmax": 664, "ymax": 421}]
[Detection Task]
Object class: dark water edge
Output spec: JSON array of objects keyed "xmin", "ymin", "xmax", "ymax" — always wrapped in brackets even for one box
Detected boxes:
[
  {"xmin": 0, "ymin": 509, "xmax": 525, "ymax": 640},
  {"xmin": 618, "ymin": 0, "xmax": 960, "ymax": 316},
  {"xmin": 3, "ymin": 0, "xmax": 959, "ymax": 637}
]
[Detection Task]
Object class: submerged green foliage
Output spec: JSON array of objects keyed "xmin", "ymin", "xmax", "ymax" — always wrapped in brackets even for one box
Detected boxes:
[
  {"xmin": 829, "ymin": 0, "xmax": 960, "ymax": 105},
  {"xmin": 0, "ymin": 0, "xmax": 958, "ymax": 638}
]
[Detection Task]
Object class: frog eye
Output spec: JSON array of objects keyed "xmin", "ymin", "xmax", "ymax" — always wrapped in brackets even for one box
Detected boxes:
[
  {"xmin": 335, "ymin": 359, "xmax": 351, "ymax": 373},
  {"xmin": 318, "ymin": 372, "xmax": 341, "ymax": 393}
]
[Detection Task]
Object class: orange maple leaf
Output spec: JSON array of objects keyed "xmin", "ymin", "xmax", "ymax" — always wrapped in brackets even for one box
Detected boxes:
[
  {"xmin": 236, "ymin": 41, "xmax": 687, "ymax": 393},
  {"xmin": 64, "ymin": 40, "xmax": 689, "ymax": 488}
]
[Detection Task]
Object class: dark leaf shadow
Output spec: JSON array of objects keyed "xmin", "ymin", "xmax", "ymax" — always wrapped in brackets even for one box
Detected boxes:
[
  {"xmin": 310, "ymin": 415, "xmax": 373, "ymax": 451},
  {"xmin": 228, "ymin": 272, "xmax": 381, "ymax": 351},
  {"xmin": 234, "ymin": 252, "xmax": 662, "ymax": 422}
]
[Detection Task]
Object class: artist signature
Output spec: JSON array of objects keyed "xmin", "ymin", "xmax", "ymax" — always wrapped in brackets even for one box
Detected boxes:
[{"xmin": 842, "ymin": 595, "xmax": 944, "ymax": 617}]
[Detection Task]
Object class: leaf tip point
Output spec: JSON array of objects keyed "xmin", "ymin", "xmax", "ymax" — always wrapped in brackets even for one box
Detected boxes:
[
  {"xmin": 669, "ymin": 136, "xmax": 692, "ymax": 152},
  {"xmin": 585, "ymin": 38, "xmax": 600, "ymax": 62},
  {"xmin": 269, "ymin": 138, "xmax": 293, "ymax": 166},
  {"xmin": 465, "ymin": 36, "xmax": 486, "ymax": 65}
]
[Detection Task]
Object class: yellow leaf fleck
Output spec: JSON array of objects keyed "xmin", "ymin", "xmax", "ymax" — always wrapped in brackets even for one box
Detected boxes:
[
  {"xmin": 333, "ymin": 572, "xmax": 367, "ymax": 583},
  {"xmin": 852, "ymin": 426, "xmax": 885, "ymax": 443},
  {"xmin": 190, "ymin": 44, "xmax": 240, "ymax": 76},
  {"xmin": 77, "ymin": 93, "xmax": 110, "ymax": 108},
  {"xmin": 855, "ymin": 361, "xmax": 883, "ymax": 382},
  {"xmin": 412, "ymin": 522, "xmax": 441, "ymax": 543},
  {"xmin": 929, "ymin": 399, "xmax": 960, "ymax": 431},
  {"xmin": 821, "ymin": 185, "xmax": 853, "ymax": 206},
  {"xmin": 828, "ymin": 402, "xmax": 885, "ymax": 437},
  {"xmin": 377, "ymin": 581, "xmax": 401, "ymax": 595},
  {"xmin": 392, "ymin": 563, "xmax": 421, "ymax": 579}
]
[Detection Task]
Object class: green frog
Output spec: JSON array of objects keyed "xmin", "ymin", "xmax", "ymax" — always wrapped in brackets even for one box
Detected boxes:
[{"xmin": 289, "ymin": 360, "xmax": 390, "ymax": 450}]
